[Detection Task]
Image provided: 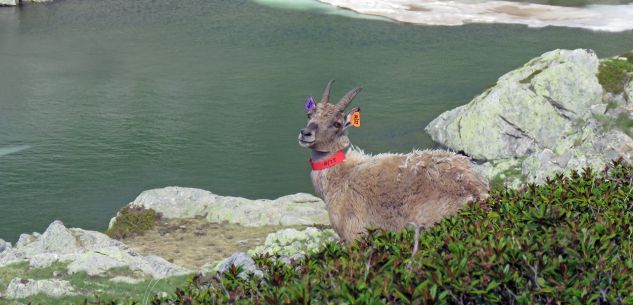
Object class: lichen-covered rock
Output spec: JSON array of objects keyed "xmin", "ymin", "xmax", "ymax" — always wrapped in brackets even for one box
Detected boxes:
[
  {"xmin": 112, "ymin": 187, "xmax": 329, "ymax": 227},
  {"xmin": 426, "ymin": 49, "xmax": 601, "ymax": 161},
  {"xmin": 5, "ymin": 278, "xmax": 77, "ymax": 299},
  {"xmin": 205, "ymin": 193, "xmax": 329, "ymax": 227},
  {"xmin": 426, "ymin": 48, "xmax": 632, "ymax": 184},
  {"xmin": 127, "ymin": 187, "xmax": 216, "ymax": 219},
  {"xmin": 0, "ymin": 220, "xmax": 190, "ymax": 280},
  {"xmin": 249, "ymin": 227, "xmax": 339, "ymax": 258},
  {"xmin": 215, "ymin": 252, "xmax": 263, "ymax": 279}
]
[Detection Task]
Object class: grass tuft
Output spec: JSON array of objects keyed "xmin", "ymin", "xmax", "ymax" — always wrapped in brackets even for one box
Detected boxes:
[
  {"xmin": 106, "ymin": 207, "xmax": 162, "ymax": 239},
  {"xmin": 597, "ymin": 58, "xmax": 633, "ymax": 94}
]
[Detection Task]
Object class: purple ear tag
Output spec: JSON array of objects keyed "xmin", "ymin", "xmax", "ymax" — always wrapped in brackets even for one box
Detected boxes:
[{"xmin": 305, "ymin": 96, "xmax": 315, "ymax": 112}]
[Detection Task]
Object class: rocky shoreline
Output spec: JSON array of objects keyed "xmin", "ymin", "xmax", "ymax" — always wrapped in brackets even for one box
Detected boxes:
[
  {"xmin": 0, "ymin": 188, "xmax": 335, "ymax": 302},
  {"xmin": 1, "ymin": 48, "xmax": 631, "ymax": 303},
  {"xmin": 0, "ymin": 0, "xmax": 52, "ymax": 6}
]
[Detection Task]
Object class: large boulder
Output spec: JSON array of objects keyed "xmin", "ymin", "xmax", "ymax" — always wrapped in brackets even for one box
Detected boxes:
[
  {"xmin": 426, "ymin": 49, "xmax": 601, "ymax": 161},
  {"xmin": 111, "ymin": 187, "xmax": 329, "ymax": 227},
  {"xmin": 5, "ymin": 278, "xmax": 77, "ymax": 299},
  {"xmin": 0, "ymin": 221, "xmax": 190, "ymax": 280},
  {"xmin": 426, "ymin": 49, "xmax": 633, "ymax": 184}
]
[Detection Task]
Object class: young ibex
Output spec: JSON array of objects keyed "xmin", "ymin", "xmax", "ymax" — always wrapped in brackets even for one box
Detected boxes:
[{"xmin": 298, "ymin": 80, "xmax": 489, "ymax": 241}]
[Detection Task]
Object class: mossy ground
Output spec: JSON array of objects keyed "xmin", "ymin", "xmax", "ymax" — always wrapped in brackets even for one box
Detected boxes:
[
  {"xmin": 597, "ymin": 57, "xmax": 633, "ymax": 94},
  {"xmin": 158, "ymin": 159, "xmax": 633, "ymax": 304},
  {"xmin": 122, "ymin": 218, "xmax": 305, "ymax": 269}
]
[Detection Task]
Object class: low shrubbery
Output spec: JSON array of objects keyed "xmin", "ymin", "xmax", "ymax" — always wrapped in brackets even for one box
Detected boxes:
[
  {"xmin": 106, "ymin": 207, "xmax": 162, "ymax": 239},
  {"xmin": 155, "ymin": 159, "xmax": 632, "ymax": 304}
]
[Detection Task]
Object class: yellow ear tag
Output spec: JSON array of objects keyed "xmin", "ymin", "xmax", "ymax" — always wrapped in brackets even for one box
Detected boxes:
[{"xmin": 350, "ymin": 111, "xmax": 361, "ymax": 128}]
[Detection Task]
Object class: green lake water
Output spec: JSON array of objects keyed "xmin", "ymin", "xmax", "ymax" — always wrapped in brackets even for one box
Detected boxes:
[{"xmin": 0, "ymin": 0, "xmax": 632, "ymax": 242}]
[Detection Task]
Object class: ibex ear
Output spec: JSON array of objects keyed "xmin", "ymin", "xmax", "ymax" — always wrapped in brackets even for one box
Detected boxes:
[{"xmin": 344, "ymin": 107, "xmax": 361, "ymax": 129}]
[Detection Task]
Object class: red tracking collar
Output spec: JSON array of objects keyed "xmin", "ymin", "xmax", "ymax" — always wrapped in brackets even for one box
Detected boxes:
[{"xmin": 309, "ymin": 150, "xmax": 346, "ymax": 171}]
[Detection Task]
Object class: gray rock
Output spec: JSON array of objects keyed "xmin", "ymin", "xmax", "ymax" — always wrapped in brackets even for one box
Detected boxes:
[
  {"xmin": 215, "ymin": 252, "xmax": 263, "ymax": 279},
  {"xmin": 0, "ymin": 239, "xmax": 10, "ymax": 254},
  {"xmin": 426, "ymin": 49, "xmax": 601, "ymax": 161},
  {"xmin": 249, "ymin": 227, "xmax": 339, "ymax": 258},
  {"xmin": 128, "ymin": 187, "xmax": 217, "ymax": 219},
  {"xmin": 5, "ymin": 278, "xmax": 76, "ymax": 299},
  {"xmin": 67, "ymin": 248, "xmax": 129, "ymax": 276},
  {"xmin": 206, "ymin": 193, "xmax": 329, "ymax": 227},
  {"xmin": 116, "ymin": 187, "xmax": 329, "ymax": 227},
  {"xmin": 425, "ymin": 48, "xmax": 632, "ymax": 185},
  {"xmin": 19, "ymin": 220, "xmax": 81, "ymax": 257},
  {"xmin": 1, "ymin": 220, "xmax": 191, "ymax": 279}
]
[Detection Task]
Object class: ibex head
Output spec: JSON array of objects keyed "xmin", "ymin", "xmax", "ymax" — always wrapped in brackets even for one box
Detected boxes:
[{"xmin": 298, "ymin": 80, "xmax": 362, "ymax": 153}]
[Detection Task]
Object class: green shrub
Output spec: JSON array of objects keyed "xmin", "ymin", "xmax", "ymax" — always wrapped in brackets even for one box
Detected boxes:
[
  {"xmin": 622, "ymin": 51, "xmax": 633, "ymax": 64},
  {"xmin": 106, "ymin": 207, "xmax": 161, "ymax": 239},
  {"xmin": 155, "ymin": 159, "xmax": 633, "ymax": 304},
  {"xmin": 598, "ymin": 59, "xmax": 633, "ymax": 94}
]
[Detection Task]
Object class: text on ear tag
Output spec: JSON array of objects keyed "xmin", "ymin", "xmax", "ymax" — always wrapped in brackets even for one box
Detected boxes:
[{"xmin": 350, "ymin": 111, "xmax": 361, "ymax": 127}]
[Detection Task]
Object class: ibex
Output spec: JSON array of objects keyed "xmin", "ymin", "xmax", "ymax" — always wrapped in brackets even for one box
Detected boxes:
[{"xmin": 298, "ymin": 80, "xmax": 489, "ymax": 241}]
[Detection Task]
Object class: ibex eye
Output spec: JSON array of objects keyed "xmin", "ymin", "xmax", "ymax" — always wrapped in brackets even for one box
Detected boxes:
[{"xmin": 333, "ymin": 122, "xmax": 342, "ymax": 128}]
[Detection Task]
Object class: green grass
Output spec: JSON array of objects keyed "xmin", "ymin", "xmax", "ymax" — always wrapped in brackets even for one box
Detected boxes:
[
  {"xmin": 0, "ymin": 261, "xmax": 70, "ymax": 294},
  {"xmin": 156, "ymin": 159, "xmax": 633, "ymax": 304},
  {"xmin": 597, "ymin": 58, "xmax": 633, "ymax": 94},
  {"xmin": 106, "ymin": 207, "xmax": 162, "ymax": 239}
]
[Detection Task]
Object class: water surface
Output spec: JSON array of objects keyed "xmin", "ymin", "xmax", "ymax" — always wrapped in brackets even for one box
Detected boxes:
[{"xmin": 1, "ymin": 0, "xmax": 632, "ymax": 242}]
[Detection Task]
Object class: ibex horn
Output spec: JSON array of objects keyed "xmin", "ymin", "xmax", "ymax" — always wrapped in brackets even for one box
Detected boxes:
[
  {"xmin": 320, "ymin": 79, "xmax": 335, "ymax": 104},
  {"xmin": 336, "ymin": 86, "xmax": 363, "ymax": 111}
]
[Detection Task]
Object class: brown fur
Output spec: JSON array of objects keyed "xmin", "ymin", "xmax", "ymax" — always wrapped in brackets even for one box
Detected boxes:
[{"xmin": 299, "ymin": 82, "xmax": 489, "ymax": 241}]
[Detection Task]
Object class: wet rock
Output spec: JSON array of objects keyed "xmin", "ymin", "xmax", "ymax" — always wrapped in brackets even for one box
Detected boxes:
[{"xmin": 5, "ymin": 278, "xmax": 77, "ymax": 299}]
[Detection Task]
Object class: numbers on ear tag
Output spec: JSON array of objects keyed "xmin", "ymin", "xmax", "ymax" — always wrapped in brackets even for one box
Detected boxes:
[{"xmin": 350, "ymin": 111, "xmax": 361, "ymax": 127}]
